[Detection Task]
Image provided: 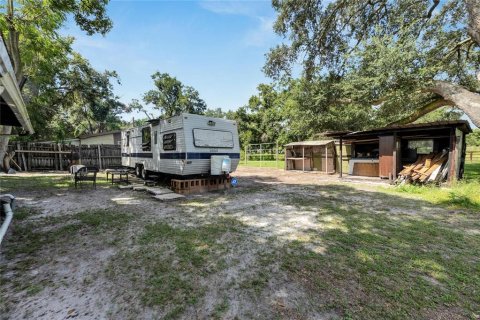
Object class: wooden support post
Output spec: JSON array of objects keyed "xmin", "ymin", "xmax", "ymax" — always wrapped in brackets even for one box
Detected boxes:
[
  {"xmin": 54, "ymin": 144, "xmax": 58, "ymax": 171},
  {"xmin": 460, "ymin": 132, "xmax": 466, "ymax": 179},
  {"xmin": 392, "ymin": 133, "xmax": 397, "ymax": 181},
  {"xmin": 79, "ymin": 141, "xmax": 82, "ymax": 165},
  {"xmin": 260, "ymin": 144, "xmax": 263, "ymax": 167},
  {"xmin": 27, "ymin": 142, "xmax": 31, "ymax": 171},
  {"xmin": 16, "ymin": 142, "xmax": 20, "ymax": 169},
  {"xmin": 276, "ymin": 141, "xmax": 279, "ymax": 169},
  {"xmin": 325, "ymin": 145, "xmax": 328, "ymax": 174},
  {"xmin": 448, "ymin": 127, "xmax": 457, "ymax": 183},
  {"xmin": 21, "ymin": 149, "xmax": 27, "ymax": 172},
  {"xmin": 98, "ymin": 145, "xmax": 102, "ymax": 170},
  {"xmin": 302, "ymin": 146, "xmax": 305, "ymax": 172},
  {"xmin": 58, "ymin": 144, "xmax": 63, "ymax": 171},
  {"xmin": 339, "ymin": 138, "xmax": 343, "ymax": 178}
]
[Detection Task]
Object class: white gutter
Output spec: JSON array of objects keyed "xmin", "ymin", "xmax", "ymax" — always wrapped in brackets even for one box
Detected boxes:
[
  {"xmin": 0, "ymin": 194, "xmax": 15, "ymax": 246},
  {"xmin": 0, "ymin": 37, "xmax": 34, "ymax": 134}
]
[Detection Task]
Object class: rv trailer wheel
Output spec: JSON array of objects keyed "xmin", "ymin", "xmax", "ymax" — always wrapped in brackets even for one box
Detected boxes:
[
  {"xmin": 135, "ymin": 165, "xmax": 142, "ymax": 178},
  {"xmin": 141, "ymin": 167, "xmax": 148, "ymax": 180}
]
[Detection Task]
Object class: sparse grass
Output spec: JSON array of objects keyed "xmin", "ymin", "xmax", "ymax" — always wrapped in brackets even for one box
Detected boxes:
[
  {"xmin": 2, "ymin": 171, "xmax": 480, "ymax": 319},
  {"xmin": 0, "ymin": 173, "xmax": 111, "ymax": 193},
  {"xmin": 12, "ymin": 206, "xmax": 36, "ymax": 220},
  {"xmin": 1, "ymin": 208, "xmax": 133, "ymax": 316},
  {"xmin": 5, "ymin": 209, "xmax": 132, "ymax": 258},
  {"xmin": 211, "ymin": 297, "xmax": 229, "ymax": 319},
  {"xmin": 106, "ymin": 218, "xmax": 244, "ymax": 318},
  {"xmin": 273, "ymin": 202, "xmax": 480, "ymax": 319}
]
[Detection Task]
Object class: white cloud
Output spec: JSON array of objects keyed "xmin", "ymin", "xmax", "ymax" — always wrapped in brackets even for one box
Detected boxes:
[
  {"xmin": 244, "ymin": 16, "xmax": 275, "ymax": 47},
  {"xmin": 199, "ymin": 0, "xmax": 268, "ymax": 17},
  {"xmin": 199, "ymin": 1, "xmax": 277, "ymax": 47}
]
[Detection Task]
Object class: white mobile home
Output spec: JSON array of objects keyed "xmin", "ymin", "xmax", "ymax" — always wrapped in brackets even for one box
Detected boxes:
[{"xmin": 121, "ymin": 113, "xmax": 240, "ymax": 179}]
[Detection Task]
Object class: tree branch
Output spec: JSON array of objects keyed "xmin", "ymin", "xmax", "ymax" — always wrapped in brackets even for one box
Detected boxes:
[
  {"xmin": 388, "ymin": 99, "xmax": 454, "ymax": 126},
  {"xmin": 424, "ymin": 0, "xmax": 440, "ymax": 19}
]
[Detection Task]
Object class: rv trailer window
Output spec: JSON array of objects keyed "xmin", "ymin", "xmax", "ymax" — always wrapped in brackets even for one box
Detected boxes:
[
  {"xmin": 154, "ymin": 131, "xmax": 158, "ymax": 145},
  {"xmin": 163, "ymin": 133, "xmax": 176, "ymax": 151},
  {"xmin": 126, "ymin": 131, "xmax": 130, "ymax": 147},
  {"xmin": 142, "ymin": 127, "xmax": 151, "ymax": 151},
  {"xmin": 193, "ymin": 129, "xmax": 233, "ymax": 148}
]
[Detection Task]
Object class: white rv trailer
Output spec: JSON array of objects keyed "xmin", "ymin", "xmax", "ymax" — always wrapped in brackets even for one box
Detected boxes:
[{"xmin": 121, "ymin": 113, "xmax": 240, "ymax": 179}]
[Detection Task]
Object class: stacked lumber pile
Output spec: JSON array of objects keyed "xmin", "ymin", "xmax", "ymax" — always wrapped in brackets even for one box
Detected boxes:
[{"xmin": 396, "ymin": 151, "xmax": 449, "ymax": 185}]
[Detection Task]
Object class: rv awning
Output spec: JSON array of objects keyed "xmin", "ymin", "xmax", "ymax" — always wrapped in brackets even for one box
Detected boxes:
[
  {"xmin": 285, "ymin": 140, "xmax": 334, "ymax": 147},
  {"xmin": 0, "ymin": 36, "xmax": 34, "ymax": 134}
]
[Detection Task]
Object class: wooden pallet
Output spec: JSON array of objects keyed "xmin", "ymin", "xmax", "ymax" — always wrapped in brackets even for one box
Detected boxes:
[{"xmin": 171, "ymin": 177, "xmax": 231, "ymax": 195}]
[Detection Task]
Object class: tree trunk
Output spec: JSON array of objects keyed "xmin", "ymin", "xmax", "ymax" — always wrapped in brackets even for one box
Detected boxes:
[
  {"xmin": 465, "ymin": 0, "xmax": 480, "ymax": 46},
  {"xmin": 428, "ymin": 81, "xmax": 480, "ymax": 127},
  {"xmin": 389, "ymin": 81, "xmax": 480, "ymax": 127},
  {"xmin": 0, "ymin": 126, "xmax": 13, "ymax": 172}
]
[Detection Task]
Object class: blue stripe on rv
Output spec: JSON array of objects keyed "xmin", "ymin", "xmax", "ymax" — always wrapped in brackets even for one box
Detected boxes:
[
  {"xmin": 121, "ymin": 152, "xmax": 153, "ymax": 158},
  {"xmin": 122, "ymin": 152, "xmax": 240, "ymax": 160}
]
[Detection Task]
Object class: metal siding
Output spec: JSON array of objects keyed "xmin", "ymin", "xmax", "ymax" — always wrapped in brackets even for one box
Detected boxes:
[{"xmin": 182, "ymin": 113, "xmax": 240, "ymax": 175}]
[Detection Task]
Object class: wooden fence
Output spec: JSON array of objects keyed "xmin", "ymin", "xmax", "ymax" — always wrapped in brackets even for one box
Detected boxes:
[
  {"xmin": 7, "ymin": 143, "xmax": 121, "ymax": 171},
  {"xmin": 466, "ymin": 150, "xmax": 480, "ymax": 163}
]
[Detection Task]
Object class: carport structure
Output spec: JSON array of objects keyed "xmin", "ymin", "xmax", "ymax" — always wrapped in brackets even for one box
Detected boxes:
[{"xmin": 326, "ymin": 121, "xmax": 472, "ymax": 182}]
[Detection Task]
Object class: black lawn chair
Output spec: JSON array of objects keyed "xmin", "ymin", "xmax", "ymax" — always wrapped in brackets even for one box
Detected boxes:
[{"xmin": 74, "ymin": 166, "xmax": 99, "ymax": 189}]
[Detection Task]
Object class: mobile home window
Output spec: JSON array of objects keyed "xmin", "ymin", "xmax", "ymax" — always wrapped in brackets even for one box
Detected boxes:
[
  {"xmin": 193, "ymin": 129, "xmax": 233, "ymax": 148},
  {"xmin": 163, "ymin": 133, "xmax": 176, "ymax": 151},
  {"xmin": 126, "ymin": 131, "xmax": 130, "ymax": 147},
  {"xmin": 154, "ymin": 131, "xmax": 158, "ymax": 145},
  {"xmin": 142, "ymin": 127, "xmax": 151, "ymax": 151}
]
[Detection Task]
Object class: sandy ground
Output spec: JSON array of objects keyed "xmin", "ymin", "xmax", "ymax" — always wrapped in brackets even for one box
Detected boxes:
[{"xmin": 0, "ymin": 167, "xmax": 468, "ymax": 319}]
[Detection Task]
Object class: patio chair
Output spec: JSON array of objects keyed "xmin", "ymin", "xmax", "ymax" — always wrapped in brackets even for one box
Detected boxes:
[{"xmin": 74, "ymin": 166, "xmax": 99, "ymax": 189}]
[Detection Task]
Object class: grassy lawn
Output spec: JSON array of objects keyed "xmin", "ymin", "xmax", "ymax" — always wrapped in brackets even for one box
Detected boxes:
[
  {"xmin": 382, "ymin": 162, "xmax": 480, "ymax": 211},
  {"xmin": 1, "ymin": 172, "xmax": 479, "ymax": 319},
  {"xmin": 0, "ymin": 173, "xmax": 112, "ymax": 193},
  {"xmin": 239, "ymin": 160, "xmax": 284, "ymax": 169}
]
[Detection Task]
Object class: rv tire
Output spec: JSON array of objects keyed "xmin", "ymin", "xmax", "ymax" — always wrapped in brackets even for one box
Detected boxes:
[
  {"xmin": 141, "ymin": 167, "xmax": 148, "ymax": 180},
  {"xmin": 135, "ymin": 164, "xmax": 143, "ymax": 178}
]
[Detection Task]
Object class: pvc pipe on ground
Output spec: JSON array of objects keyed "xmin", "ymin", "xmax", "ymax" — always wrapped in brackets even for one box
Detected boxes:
[{"xmin": 0, "ymin": 194, "xmax": 15, "ymax": 246}]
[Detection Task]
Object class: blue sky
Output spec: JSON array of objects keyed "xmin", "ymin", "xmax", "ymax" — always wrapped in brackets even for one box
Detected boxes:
[{"xmin": 62, "ymin": 0, "xmax": 281, "ymax": 120}]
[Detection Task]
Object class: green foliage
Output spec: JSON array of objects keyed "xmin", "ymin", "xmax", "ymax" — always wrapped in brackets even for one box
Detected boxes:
[
  {"xmin": 467, "ymin": 129, "xmax": 480, "ymax": 146},
  {"xmin": 229, "ymin": 78, "xmax": 375, "ymax": 148},
  {"xmin": 40, "ymin": 54, "xmax": 124, "ymax": 138},
  {"xmin": 1, "ymin": 0, "xmax": 121, "ymax": 142},
  {"xmin": 413, "ymin": 107, "xmax": 463, "ymax": 124},
  {"xmin": 141, "ymin": 72, "xmax": 207, "ymax": 118},
  {"xmin": 265, "ymin": 0, "xmax": 480, "ymax": 125}
]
